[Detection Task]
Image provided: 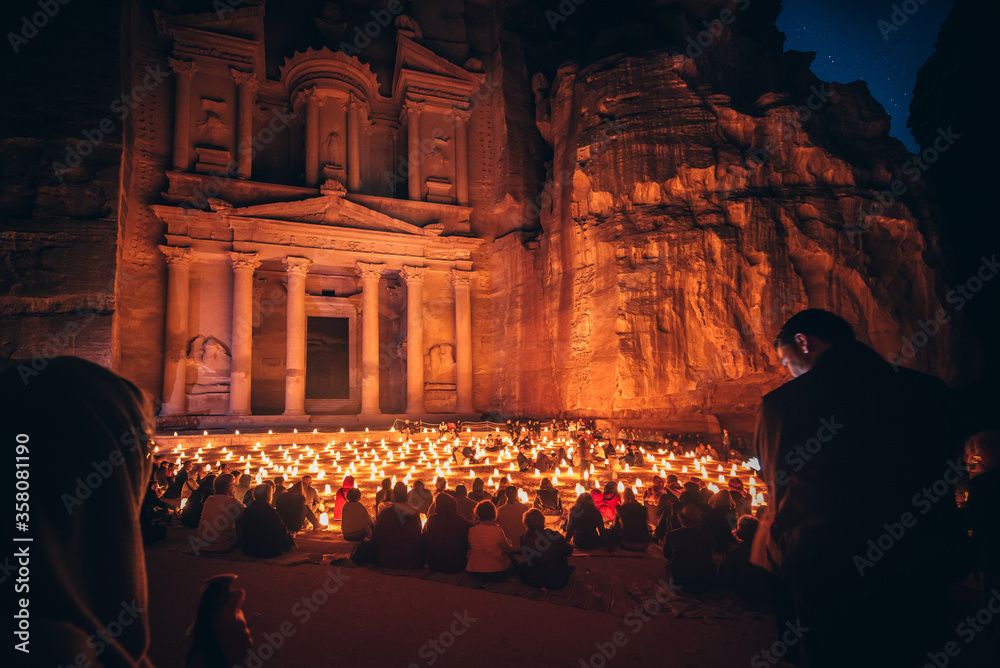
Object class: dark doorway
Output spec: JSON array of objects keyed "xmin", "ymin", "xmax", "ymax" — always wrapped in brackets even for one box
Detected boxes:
[{"xmin": 306, "ymin": 317, "xmax": 350, "ymax": 400}]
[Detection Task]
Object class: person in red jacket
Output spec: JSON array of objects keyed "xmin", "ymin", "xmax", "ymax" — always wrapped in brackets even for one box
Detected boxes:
[
  {"xmin": 333, "ymin": 475, "xmax": 355, "ymax": 521},
  {"xmin": 590, "ymin": 481, "xmax": 621, "ymax": 524}
]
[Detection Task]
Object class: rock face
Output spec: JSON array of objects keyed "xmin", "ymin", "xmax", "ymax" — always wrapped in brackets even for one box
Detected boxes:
[
  {"xmin": 487, "ymin": 1, "xmax": 958, "ymax": 424},
  {"xmin": 0, "ymin": 0, "xmax": 122, "ymax": 370},
  {"xmin": 0, "ymin": 0, "xmax": 967, "ymax": 429}
]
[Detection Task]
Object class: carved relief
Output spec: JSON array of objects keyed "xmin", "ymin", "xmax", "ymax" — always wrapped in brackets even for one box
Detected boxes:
[
  {"xmin": 195, "ymin": 98, "xmax": 231, "ymax": 148},
  {"xmin": 323, "ymin": 130, "xmax": 345, "ymax": 168},
  {"xmin": 187, "ymin": 335, "xmax": 232, "ymax": 387},
  {"xmin": 427, "ymin": 343, "xmax": 456, "ymax": 383}
]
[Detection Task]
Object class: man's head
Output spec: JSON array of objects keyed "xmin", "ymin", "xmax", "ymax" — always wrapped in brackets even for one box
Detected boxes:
[
  {"xmin": 774, "ymin": 309, "xmax": 855, "ymax": 378},
  {"xmin": 301, "ymin": 475, "xmax": 312, "ymax": 488},
  {"xmin": 215, "ymin": 474, "xmax": 236, "ymax": 496}
]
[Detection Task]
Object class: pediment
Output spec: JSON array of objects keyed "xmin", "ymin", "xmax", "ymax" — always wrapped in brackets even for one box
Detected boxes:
[
  {"xmin": 220, "ymin": 194, "xmax": 440, "ymax": 237},
  {"xmin": 392, "ymin": 35, "xmax": 482, "ymax": 93}
]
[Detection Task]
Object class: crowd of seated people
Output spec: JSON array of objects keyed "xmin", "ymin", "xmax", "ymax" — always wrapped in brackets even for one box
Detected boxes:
[{"xmin": 147, "ymin": 448, "xmax": 794, "ymax": 608}]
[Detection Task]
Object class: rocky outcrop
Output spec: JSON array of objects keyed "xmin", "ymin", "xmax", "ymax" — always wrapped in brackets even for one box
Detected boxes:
[{"xmin": 488, "ymin": 2, "xmax": 958, "ymax": 423}]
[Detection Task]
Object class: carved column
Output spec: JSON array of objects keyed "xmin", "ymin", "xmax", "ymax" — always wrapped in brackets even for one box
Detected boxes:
[
  {"xmin": 159, "ymin": 246, "xmax": 192, "ymax": 415},
  {"xmin": 401, "ymin": 266, "xmax": 427, "ymax": 415},
  {"xmin": 231, "ymin": 69, "xmax": 259, "ymax": 180},
  {"xmin": 346, "ymin": 94, "xmax": 362, "ymax": 193},
  {"xmin": 452, "ymin": 270, "xmax": 474, "ymax": 413},
  {"xmin": 298, "ymin": 88, "xmax": 321, "ymax": 188},
  {"xmin": 228, "ymin": 252, "xmax": 260, "ymax": 415},
  {"xmin": 453, "ymin": 108, "xmax": 471, "ymax": 206},
  {"xmin": 404, "ymin": 101, "xmax": 423, "ymax": 201},
  {"xmin": 283, "ymin": 257, "xmax": 312, "ymax": 416},
  {"xmin": 357, "ymin": 262, "xmax": 384, "ymax": 415},
  {"xmin": 167, "ymin": 58, "xmax": 196, "ymax": 171}
]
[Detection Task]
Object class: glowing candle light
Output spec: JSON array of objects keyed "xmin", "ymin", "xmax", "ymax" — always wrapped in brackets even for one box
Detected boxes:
[
  {"xmin": 617, "ymin": 481, "xmax": 624, "ymax": 493},
  {"xmin": 320, "ymin": 512, "xmax": 329, "ymax": 526}
]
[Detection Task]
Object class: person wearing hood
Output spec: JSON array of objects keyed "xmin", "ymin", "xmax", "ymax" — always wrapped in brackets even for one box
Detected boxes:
[
  {"xmin": 1, "ymin": 356, "xmax": 157, "ymax": 667},
  {"xmin": 334, "ymin": 475, "xmax": 355, "ymax": 520}
]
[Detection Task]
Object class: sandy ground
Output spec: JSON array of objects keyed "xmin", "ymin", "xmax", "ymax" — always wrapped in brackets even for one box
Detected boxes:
[{"xmin": 144, "ymin": 546, "xmax": 778, "ymax": 668}]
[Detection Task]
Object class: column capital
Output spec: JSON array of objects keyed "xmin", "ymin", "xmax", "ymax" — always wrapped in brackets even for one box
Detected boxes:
[
  {"xmin": 228, "ymin": 251, "xmax": 261, "ymax": 272},
  {"xmin": 159, "ymin": 245, "xmax": 192, "ymax": 266},
  {"xmin": 400, "ymin": 265, "xmax": 428, "ymax": 284},
  {"xmin": 402, "ymin": 99, "xmax": 425, "ymax": 117},
  {"xmin": 450, "ymin": 269, "xmax": 474, "ymax": 288},
  {"xmin": 357, "ymin": 261, "xmax": 385, "ymax": 282},
  {"xmin": 452, "ymin": 107, "xmax": 473, "ymax": 123},
  {"xmin": 293, "ymin": 86, "xmax": 322, "ymax": 109},
  {"xmin": 230, "ymin": 68, "xmax": 259, "ymax": 92},
  {"xmin": 167, "ymin": 57, "xmax": 197, "ymax": 77},
  {"xmin": 283, "ymin": 256, "xmax": 312, "ymax": 276},
  {"xmin": 346, "ymin": 93, "xmax": 366, "ymax": 111}
]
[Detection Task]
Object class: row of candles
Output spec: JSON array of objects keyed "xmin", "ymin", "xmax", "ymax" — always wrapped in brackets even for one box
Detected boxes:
[{"xmin": 160, "ymin": 427, "xmax": 763, "ymax": 513}]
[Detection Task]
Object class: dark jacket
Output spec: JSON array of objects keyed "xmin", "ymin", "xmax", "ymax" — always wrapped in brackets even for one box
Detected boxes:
[
  {"xmin": 373, "ymin": 503, "xmax": 424, "ymax": 569},
  {"xmin": 751, "ymin": 341, "xmax": 968, "ymax": 583},
  {"xmin": 424, "ymin": 512, "xmax": 472, "ymax": 573},
  {"xmin": 240, "ymin": 499, "xmax": 295, "ymax": 558},
  {"xmin": 518, "ymin": 528, "xmax": 574, "ymax": 588},
  {"xmin": 274, "ymin": 490, "xmax": 307, "ymax": 533}
]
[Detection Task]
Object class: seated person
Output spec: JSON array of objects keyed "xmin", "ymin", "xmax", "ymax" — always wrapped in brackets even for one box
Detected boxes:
[
  {"xmin": 516, "ymin": 509, "xmax": 574, "ymax": 589},
  {"xmin": 340, "ymin": 488, "xmax": 374, "ymax": 542},
  {"xmin": 533, "ymin": 478, "xmax": 564, "ymax": 528},
  {"xmin": 424, "ymin": 493, "xmax": 472, "ymax": 573},
  {"xmin": 566, "ymin": 493, "xmax": 604, "ymax": 549},
  {"xmin": 195, "ymin": 474, "xmax": 245, "ymax": 553},
  {"xmin": 373, "ymin": 482, "xmax": 425, "ymax": 569},
  {"xmin": 535, "ymin": 450, "xmax": 556, "ymax": 474},
  {"xmin": 613, "ymin": 489, "xmax": 650, "ymax": 551},
  {"xmin": 140, "ymin": 481, "xmax": 173, "ymax": 544},
  {"xmin": 454, "ymin": 484, "xmax": 478, "ymax": 522},
  {"xmin": 705, "ymin": 490, "xmax": 738, "ymax": 554},
  {"xmin": 333, "ymin": 475, "xmax": 355, "ymax": 521},
  {"xmin": 467, "ymin": 501, "xmax": 517, "ymax": 582},
  {"xmin": 234, "ymin": 474, "xmax": 252, "ymax": 506},
  {"xmin": 497, "ymin": 486, "xmax": 530, "ymax": 543},
  {"xmin": 407, "ymin": 480, "xmax": 433, "ymax": 515},
  {"xmin": 516, "ymin": 447, "xmax": 533, "ymax": 472},
  {"xmin": 492, "ymin": 477, "xmax": 510, "ymax": 508},
  {"xmin": 181, "ymin": 474, "xmax": 217, "ymax": 528},
  {"xmin": 728, "ymin": 477, "xmax": 753, "ymax": 518},
  {"xmin": 374, "ymin": 478, "xmax": 393, "ymax": 517},
  {"xmin": 274, "ymin": 486, "xmax": 307, "ymax": 533},
  {"xmin": 718, "ymin": 515, "xmax": 770, "ymax": 611},
  {"xmin": 468, "ymin": 477, "xmax": 491, "ymax": 502},
  {"xmin": 591, "ymin": 482, "xmax": 621, "ymax": 524},
  {"xmin": 663, "ymin": 505, "xmax": 716, "ymax": 593},
  {"xmin": 240, "ymin": 484, "xmax": 294, "ymax": 558}
]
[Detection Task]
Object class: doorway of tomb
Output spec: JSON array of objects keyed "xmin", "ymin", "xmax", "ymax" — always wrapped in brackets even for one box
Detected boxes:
[{"xmin": 306, "ymin": 316, "xmax": 351, "ymax": 407}]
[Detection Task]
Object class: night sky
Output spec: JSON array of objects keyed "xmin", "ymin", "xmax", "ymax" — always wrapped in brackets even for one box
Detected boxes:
[{"xmin": 777, "ymin": 0, "xmax": 955, "ymax": 152}]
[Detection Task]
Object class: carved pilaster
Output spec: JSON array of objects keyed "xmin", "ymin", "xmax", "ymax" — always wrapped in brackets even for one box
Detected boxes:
[
  {"xmin": 283, "ymin": 257, "xmax": 312, "ymax": 415},
  {"xmin": 231, "ymin": 69, "xmax": 260, "ymax": 180},
  {"xmin": 401, "ymin": 266, "xmax": 428, "ymax": 415},
  {"xmin": 167, "ymin": 59, "xmax": 197, "ymax": 171},
  {"xmin": 451, "ymin": 270, "xmax": 474, "ymax": 413},
  {"xmin": 357, "ymin": 262, "xmax": 384, "ymax": 414},
  {"xmin": 158, "ymin": 245, "xmax": 193, "ymax": 415}
]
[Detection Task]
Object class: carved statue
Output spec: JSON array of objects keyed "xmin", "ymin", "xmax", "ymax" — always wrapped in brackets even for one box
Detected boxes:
[
  {"xmin": 323, "ymin": 130, "xmax": 345, "ymax": 168},
  {"xmin": 195, "ymin": 98, "xmax": 231, "ymax": 148},
  {"xmin": 428, "ymin": 343, "xmax": 456, "ymax": 383},
  {"xmin": 187, "ymin": 335, "xmax": 232, "ymax": 387}
]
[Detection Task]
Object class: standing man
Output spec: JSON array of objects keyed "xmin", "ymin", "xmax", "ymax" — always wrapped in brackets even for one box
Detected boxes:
[{"xmin": 751, "ymin": 309, "xmax": 968, "ymax": 667}]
